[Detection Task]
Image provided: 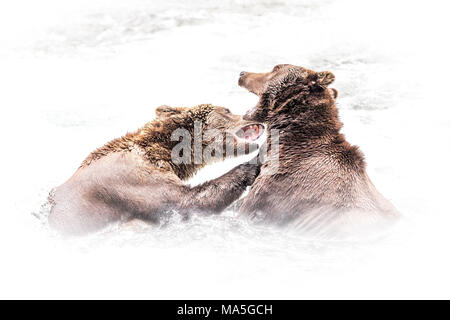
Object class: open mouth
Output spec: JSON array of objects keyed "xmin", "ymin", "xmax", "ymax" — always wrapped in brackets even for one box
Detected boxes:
[{"xmin": 234, "ymin": 124, "xmax": 265, "ymax": 142}]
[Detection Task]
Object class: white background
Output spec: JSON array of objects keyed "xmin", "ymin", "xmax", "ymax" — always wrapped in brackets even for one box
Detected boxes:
[{"xmin": 0, "ymin": 0, "xmax": 449, "ymax": 299}]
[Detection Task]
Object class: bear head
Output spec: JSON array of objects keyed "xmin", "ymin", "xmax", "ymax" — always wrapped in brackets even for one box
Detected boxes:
[
  {"xmin": 155, "ymin": 104, "xmax": 265, "ymax": 164},
  {"xmin": 238, "ymin": 64, "xmax": 338, "ymax": 123}
]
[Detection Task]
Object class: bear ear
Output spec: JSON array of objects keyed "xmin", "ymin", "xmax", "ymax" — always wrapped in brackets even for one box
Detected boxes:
[
  {"xmin": 317, "ymin": 71, "xmax": 335, "ymax": 87},
  {"xmin": 155, "ymin": 105, "xmax": 185, "ymax": 119},
  {"xmin": 329, "ymin": 88, "xmax": 338, "ymax": 99}
]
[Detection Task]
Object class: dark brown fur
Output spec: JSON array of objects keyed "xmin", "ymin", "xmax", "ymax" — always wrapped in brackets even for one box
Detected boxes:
[
  {"xmin": 238, "ymin": 65, "xmax": 399, "ymax": 236},
  {"xmin": 49, "ymin": 104, "xmax": 261, "ymax": 236}
]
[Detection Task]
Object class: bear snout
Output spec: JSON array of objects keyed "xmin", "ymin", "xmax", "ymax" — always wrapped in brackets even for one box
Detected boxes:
[{"xmin": 238, "ymin": 71, "xmax": 247, "ymax": 86}]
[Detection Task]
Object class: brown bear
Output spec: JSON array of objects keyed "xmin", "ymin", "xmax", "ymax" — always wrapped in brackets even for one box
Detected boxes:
[
  {"xmin": 238, "ymin": 64, "xmax": 399, "ymax": 236},
  {"xmin": 48, "ymin": 104, "xmax": 264, "ymax": 236}
]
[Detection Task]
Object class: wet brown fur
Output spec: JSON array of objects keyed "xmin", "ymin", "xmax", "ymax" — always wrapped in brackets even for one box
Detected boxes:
[{"xmin": 81, "ymin": 105, "xmax": 217, "ymax": 180}]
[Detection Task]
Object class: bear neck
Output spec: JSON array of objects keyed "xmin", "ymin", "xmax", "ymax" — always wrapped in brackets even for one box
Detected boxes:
[
  {"xmin": 264, "ymin": 93, "xmax": 366, "ymax": 170},
  {"xmin": 266, "ymin": 94, "xmax": 347, "ymax": 149},
  {"xmin": 268, "ymin": 96, "xmax": 340, "ymax": 143}
]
